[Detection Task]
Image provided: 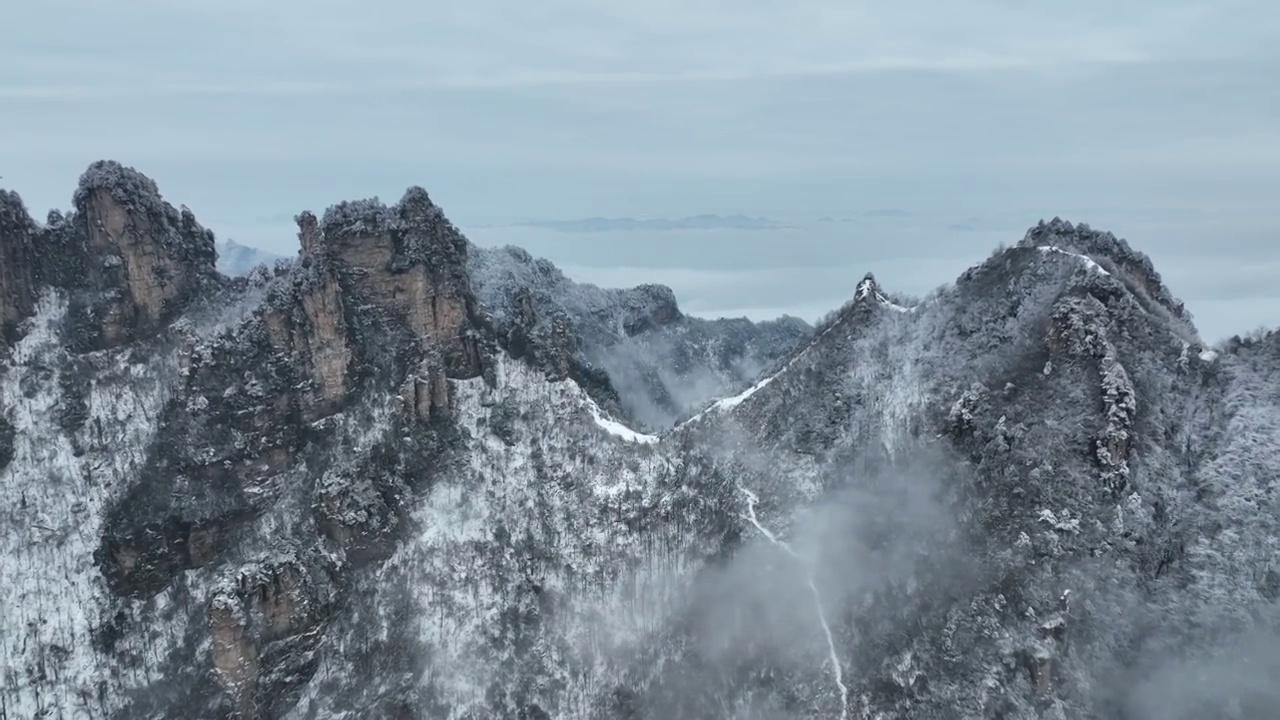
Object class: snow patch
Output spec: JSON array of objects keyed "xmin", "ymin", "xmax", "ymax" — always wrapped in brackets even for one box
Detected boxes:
[
  {"xmin": 681, "ymin": 312, "xmax": 847, "ymax": 426},
  {"xmin": 0, "ymin": 291, "xmax": 180, "ymax": 719},
  {"xmin": 854, "ymin": 277, "xmax": 876, "ymax": 301},
  {"xmin": 1038, "ymin": 246, "xmax": 1111, "ymax": 276},
  {"xmin": 707, "ymin": 375, "xmax": 776, "ymax": 415},
  {"xmin": 1199, "ymin": 349, "xmax": 1219, "ymax": 363},
  {"xmin": 739, "ymin": 486, "xmax": 849, "ymax": 720},
  {"xmin": 856, "ymin": 277, "xmax": 915, "ymax": 313},
  {"xmin": 586, "ymin": 399, "xmax": 659, "ymax": 444}
]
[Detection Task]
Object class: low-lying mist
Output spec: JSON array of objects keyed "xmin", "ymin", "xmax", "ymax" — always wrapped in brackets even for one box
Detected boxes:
[
  {"xmin": 589, "ymin": 424, "xmax": 1280, "ymax": 720},
  {"xmin": 598, "ymin": 443, "xmax": 980, "ymax": 719}
]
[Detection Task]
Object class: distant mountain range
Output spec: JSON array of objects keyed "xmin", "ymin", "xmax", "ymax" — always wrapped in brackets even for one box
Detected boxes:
[{"xmin": 512, "ymin": 214, "xmax": 789, "ymax": 232}]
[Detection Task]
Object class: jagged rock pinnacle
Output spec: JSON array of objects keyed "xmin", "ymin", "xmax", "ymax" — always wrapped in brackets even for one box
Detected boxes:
[
  {"xmin": 69, "ymin": 160, "xmax": 217, "ymax": 348},
  {"xmin": 2, "ymin": 161, "xmax": 222, "ymax": 349},
  {"xmin": 302, "ymin": 189, "xmax": 481, "ymax": 377},
  {"xmin": 854, "ymin": 272, "xmax": 881, "ymax": 302},
  {"xmin": 0, "ymin": 189, "xmax": 40, "ymax": 342},
  {"xmin": 295, "ymin": 210, "xmax": 322, "ymax": 259},
  {"xmin": 74, "ymin": 160, "xmax": 164, "ymax": 210}
]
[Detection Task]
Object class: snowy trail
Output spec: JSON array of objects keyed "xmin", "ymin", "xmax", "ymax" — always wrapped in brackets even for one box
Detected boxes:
[{"xmin": 739, "ymin": 486, "xmax": 849, "ymax": 720}]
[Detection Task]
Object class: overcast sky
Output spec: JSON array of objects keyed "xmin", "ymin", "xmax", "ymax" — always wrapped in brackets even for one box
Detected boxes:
[{"xmin": 2, "ymin": 0, "xmax": 1277, "ymax": 341}]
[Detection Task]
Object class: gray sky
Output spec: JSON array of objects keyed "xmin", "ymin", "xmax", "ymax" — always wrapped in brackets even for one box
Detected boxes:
[{"xmin": 2, "ymin": 0, "xmax": 1277, "ymax": 341}]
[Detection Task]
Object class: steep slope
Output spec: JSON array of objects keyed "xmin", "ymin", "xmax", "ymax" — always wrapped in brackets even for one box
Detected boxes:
[
  {"xmin": 639, "ymin": 220, "xmax": 1278, "ymax": 719},
  {"xmin": 223, "ymin": 239, "xmax": 812, "ymax": 432},
  {"xmin": 0, "ymin": 164, "xmax": 731, "ymax": 720},
  {"xmin": 3, "ymin": 163, "xmax": 1276, "ymax": 720}
]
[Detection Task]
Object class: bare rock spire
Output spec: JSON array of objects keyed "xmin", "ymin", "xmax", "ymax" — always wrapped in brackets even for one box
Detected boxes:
[{"xmin": 69, "ymin": 160, "xmax": 218, "ymax": 347}]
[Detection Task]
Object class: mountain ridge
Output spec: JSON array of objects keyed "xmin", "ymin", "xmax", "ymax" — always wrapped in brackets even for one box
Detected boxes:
[{"xmin": 2, "ymin": 161, "xmax": 1276, "ymax": 720}]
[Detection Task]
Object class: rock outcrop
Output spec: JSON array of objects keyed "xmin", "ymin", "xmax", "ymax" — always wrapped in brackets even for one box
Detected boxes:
[
  {"xmin": 0, "ymin": 190, "xmax": 41, "ymax": 343},
  {"xmin": 310, "ymin": 188, "xmax": 483, "ymax": 379},
  {"xmin": 1, "ymin": 162, "xmax": 505, "ymax": 718},
  {"xmin": 1019, "ymin": 217, "xmax": 1192, "ymax": 324},
  {"xmin": 70, "ymin": 161, "xmax": 218, "ymax": 348},
  {"xmin": 1, "ymin": 161, "xmax": 218, "ymax": 350},
  {"xmin": 209, "ymin": 556, "xmax": 332, "ymax": 718}
]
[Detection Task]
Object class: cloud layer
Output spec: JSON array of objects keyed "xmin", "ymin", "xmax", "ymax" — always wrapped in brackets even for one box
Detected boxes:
[{"xmin": 1, "ymin": 0, "xmax": 1275, "ymax": 342}]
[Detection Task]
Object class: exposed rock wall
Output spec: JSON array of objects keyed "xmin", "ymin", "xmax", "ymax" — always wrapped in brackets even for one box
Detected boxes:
[
  {"xmin": 2, "ymin": 161, "xmax": 218, "ymax": 350},
  {"xmin": 0, "ymin": 191, "xmax": 41, "ymax": 343},
  {"xmin": 312, "ymin": 188, "xmax": 482, "ymax": 380}
]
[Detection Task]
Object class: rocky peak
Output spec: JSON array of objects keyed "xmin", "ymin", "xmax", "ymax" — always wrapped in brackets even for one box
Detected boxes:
[
  {"xmin": 295, "ymin": 210, "xmax": 322, "ymax": 259},
  {"xmin": 854, "ymin": 272, "xmax": 882, "ymax": 303},
  {"xmin": 74, "ymin": 161, "xmax": 218, "ymax": 274},
  {"xmin": 617, "ymin": 283, "xmax": 681, "ymax": 336},
  {"xmin": 61, "ymin": 160, "xmax": 218, "ymax": 348},
  {"xmin": 847, "ymin": 271, "xmax": 912, "ymax": 316},
  {"xmin": 309, "ymin": 189, "xmax": 466, "ymax": 275},
  {"xmin": 0, "ymin": 188, "xmax": 36, "ymax": 232},
  {"xmin": 1018, "ymin": 217, "xmax": 1189, "ymax": 322},
  {"xmin": 301, "ymin": 192, "xmax": 480, "ymax": 378},
  {"xmin": 0, "ymin": 189, "xmax": 40, "ymax": 343},
  {"xmin": 391, "ymin": 186, "xmax": 469, "ymax": 287}
]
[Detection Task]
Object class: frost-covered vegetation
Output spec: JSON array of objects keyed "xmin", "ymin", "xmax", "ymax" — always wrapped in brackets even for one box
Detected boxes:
[{"xmin": 2, "ymin": 164, "xmax": 1277, "ymax": 719}]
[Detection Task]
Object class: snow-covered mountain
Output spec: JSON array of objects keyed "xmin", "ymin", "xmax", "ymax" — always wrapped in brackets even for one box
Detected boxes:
[
  {"xmin": 217, "ymin": 239, "xmax": 287, "ymax": 277},
  {"xmin": 1, "ymin": 162, "xmax": 1276, "ymax": 720},
  {"xmin": 468, "ymin": 244, "xmax": 812, "ymax": 430}
]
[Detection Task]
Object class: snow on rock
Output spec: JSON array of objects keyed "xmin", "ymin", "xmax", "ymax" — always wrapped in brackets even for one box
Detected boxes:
[
  {"xmin": 587, "ymin": 399, "xmax": 659, "ymax": 444},
  {"xmin": 680, "ymin": 311, "xmax": 850, "ymax": 426},
  {"xmin": 739, "ymin": 486, "xmax": 849, "ymax": 720},
  {"xmin": 1038, "ymin": 246, "xmax": 1111, "ymax": 276},
  {"xmin": 676, "ymin": 273, "xmax": 926, "ymax": 429},
  {"xmin": 1179, "ymin": 340, "xmax": 1220, "ymax": 365},
  {"xmin": 856, "ymin": 276, "xmax": 915, "ymax": 313},
  {"xmin": 700, "ymin": 374, "xmax": 776, "ymax": 417},
  {"xmin": 589, "ymin": 406, "xmax": 659, "ymax": 444},
  {"xmin": 0, "ymin": 292, "xmax": 181, "ymax": 719},
  {"xmin": 288, "ymin": 355, "xmax": 695, "ymax": 719}
]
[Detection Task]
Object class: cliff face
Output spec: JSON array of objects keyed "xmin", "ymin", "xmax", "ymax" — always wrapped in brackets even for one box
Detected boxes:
[
  {"xmin": 1, "ymin": 161, "xmax": 218, "ymax": 352},
  {"xmin": 1, "ymin": 165, "xmax": 1276, "ymax": 720},
  {"xmin": 0, "ymin": 190, "xmax": 41, "ymax": 343},
  {"xmin": 73, "ymin": 162, "xmax": 219, "ymax": 348},
  {"xmin": 0, "ymin": 163, "xmax": 500, "ymax": 718}
]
